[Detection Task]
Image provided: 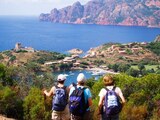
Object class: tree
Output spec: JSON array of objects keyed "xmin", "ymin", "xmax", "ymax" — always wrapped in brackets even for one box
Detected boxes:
[
  {"xmin": 23, "ymin": 87, "xmax": 50, "ymax": 120},
  {"xmin": 118, "ymin": 64, "xmax": 131, "ymax": 72},
  {"xmin": 0, "ymin": 64, "xmax": 6, "ymax": 85},
  {"xmin": 0, "ymin": 64, "xmax": 14, "ymax": 86},
  {"xmin": 0, "ymin": 85, "xmax": 23, "ymax": 119},
  {"xmin": 138, "ymin": 63, "xmax": 145, "ymax": 71},
  {"xmin": 112, "ymin": 64, "xmax": 120, "ymax": 72},
  {"xmin": 126, "ymin": 68, "xmax": 139, "ymax": 77}
]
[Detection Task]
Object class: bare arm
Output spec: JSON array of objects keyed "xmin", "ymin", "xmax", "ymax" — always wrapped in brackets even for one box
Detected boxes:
[
  {"xmin": 98, "ymin": 95, "xmax": 104, "ymax": 114},
  {"xmin": 88, "ymin": 97, "xmax": 92, "ymax": 106},
  {"xmin": 117, "ymin": 87, "xmax": 126, "ymax": 106},
  {"xmin": 119, "ymin": 93, "xmax": 126, "ymax": 104},
  {"xmin": 44, "ymin": 87, "xmax": 54, "ymax": 97}
]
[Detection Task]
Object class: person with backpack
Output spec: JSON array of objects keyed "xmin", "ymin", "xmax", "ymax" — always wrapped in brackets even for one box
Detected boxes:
[
  {"xmin": 69, "ymin": 73, "xmax": 92, "ymax": 120},
  {"xmin": 98, "ymin": 75, "xmax": 126, "ymax": 120},
  {"xmin": 43, "ymin": 74, "xmax": 70, "ymax": 120}
]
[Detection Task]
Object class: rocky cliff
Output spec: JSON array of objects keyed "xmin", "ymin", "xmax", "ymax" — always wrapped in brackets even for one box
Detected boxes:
[{"xmin": 39, "ymin": 0, "xmax": 160, "ymax": 27}]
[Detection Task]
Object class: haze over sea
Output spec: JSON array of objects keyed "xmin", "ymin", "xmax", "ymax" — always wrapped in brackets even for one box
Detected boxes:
[{"xmin": 0, "ymin": 16, "xmax": 160, "ymax": 53}]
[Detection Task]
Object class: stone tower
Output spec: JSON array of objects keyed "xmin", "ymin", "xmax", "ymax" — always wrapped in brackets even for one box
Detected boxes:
[{"xmin": 15, "ymin": 43, "xmax": 21, "ymax": 51}]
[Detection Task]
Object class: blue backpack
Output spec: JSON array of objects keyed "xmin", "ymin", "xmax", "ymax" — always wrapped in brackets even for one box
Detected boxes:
[
  {"xmin": 69, "ymin": 87, "xmax": 88, "ymax": 116},
  {"xmin": 52, "ymin": 85, "xmax": 67, "ymax": 111},
  {"xmin": 104, "ymin": 86, "xmax": 122, "ymax": 116}
]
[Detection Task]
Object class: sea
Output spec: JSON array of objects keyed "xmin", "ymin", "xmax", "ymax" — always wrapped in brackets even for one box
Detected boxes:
[{"xmin": 0, "ymin": 16, "xmax": 160, "ymax": 85}]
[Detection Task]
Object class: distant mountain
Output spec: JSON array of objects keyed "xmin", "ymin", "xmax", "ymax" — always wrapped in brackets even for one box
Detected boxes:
[{"xmin": 39, "ymin": 0, "xmax": 160, "ymax": 27}]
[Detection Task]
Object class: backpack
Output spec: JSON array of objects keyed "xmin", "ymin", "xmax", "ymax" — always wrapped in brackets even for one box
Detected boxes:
[
  {"xmin": 69, "ymin": 86, "xmax": 88, "ymax": 116},
  {"xmin": 52, "ymin": 85, "xmax": 67, "ymax": 111},
  {"xmin": 104, "ymin": 86, "xmax": 122, "ymax": 116}
]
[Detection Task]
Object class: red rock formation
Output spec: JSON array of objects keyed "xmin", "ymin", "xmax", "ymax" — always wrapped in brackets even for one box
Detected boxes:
[{"xmin": 39, "ymin": 0, "xmax": 160, "ymax": 28}]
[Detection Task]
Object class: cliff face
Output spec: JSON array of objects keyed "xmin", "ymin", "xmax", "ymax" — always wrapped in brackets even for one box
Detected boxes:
[{"xmin": 39, "ymin": 0, "xmax": 160, "ymax": 27}]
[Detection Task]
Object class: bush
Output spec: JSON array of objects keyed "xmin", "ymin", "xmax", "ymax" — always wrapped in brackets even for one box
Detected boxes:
[
  {"xmin": 0, "ymin": 85, "xmax": 23, "ymax": 119},
  {"xmin": 23, "ymin": 87, "xmax": 50, "ymax": 120},
  {"xmin": 0, "ymin": 54, "xmax": 4, "ymax": 60}
]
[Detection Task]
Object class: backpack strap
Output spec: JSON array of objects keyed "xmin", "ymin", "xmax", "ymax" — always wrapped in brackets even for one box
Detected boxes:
[
  {"xmin": 54, "ymin": 85, "xmax": 67, "ymax": 95},
  {"xmin": 105, "ymin": 86, "xmax": 116, "ymax": 91},
  {"xmin": 112, "ymin": 86, "xmax": 116, "ymax": 91},
  {"xmin": 55, "ymin": 85, "xmax": 68, "ymax": 100},
  {"xmin": 55, "ymin": 85, "xmax": 67, "ymax": 89},
  {"xmin": 74, "ymin": 85, "xmax": 86, "ymax": 90}
]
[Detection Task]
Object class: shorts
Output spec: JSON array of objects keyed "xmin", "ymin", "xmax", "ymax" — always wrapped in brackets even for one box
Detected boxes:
[
  {"xmin": 52, "ymin": 105, "xmax": 70, "ymax": 120},
  {"xmin": 70, "ymin": 110, "xmax": 91, "ymax": 120}
]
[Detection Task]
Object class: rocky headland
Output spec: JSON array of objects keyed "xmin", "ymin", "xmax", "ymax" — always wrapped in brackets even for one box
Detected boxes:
[
  {"xmin": 39, "ymin": 0, "xmax": 160, "ymax": 28},
  {"xmin": 68, "ymin": 48, "xmax": 83, "ymax": 55}
]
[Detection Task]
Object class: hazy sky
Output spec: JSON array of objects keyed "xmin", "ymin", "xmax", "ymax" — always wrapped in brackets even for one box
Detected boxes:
[{"xmin": 0, "ymin": 0, "xmax": 89, "ymax": 16}]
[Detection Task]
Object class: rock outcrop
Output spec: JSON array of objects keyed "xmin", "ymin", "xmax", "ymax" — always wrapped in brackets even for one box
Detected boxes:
[
  {"xmin": 68, "ymin": 48, "xmax": 83, "ymax": 54},
  {"xmin": 154, "ymin": 35, "xmax": 160, "ymax": 42},
  {"xmin": 39, "ymin": 0, "xmax": 160, "ymax": 27}
]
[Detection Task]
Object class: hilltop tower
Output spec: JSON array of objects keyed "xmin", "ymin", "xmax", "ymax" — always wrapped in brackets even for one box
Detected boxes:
[{"xmin": 15, "ymin": 43, "xmax": 22, "ymax": 51}]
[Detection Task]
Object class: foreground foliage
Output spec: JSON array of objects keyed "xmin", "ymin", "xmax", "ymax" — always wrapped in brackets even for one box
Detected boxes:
[
  {"xmin": 90, "ymin": 74, "xmax": 160, "ymax": 120},
  {"xmin": 0, "ymin": 63, "xmax": 160, "ymax": 120}
]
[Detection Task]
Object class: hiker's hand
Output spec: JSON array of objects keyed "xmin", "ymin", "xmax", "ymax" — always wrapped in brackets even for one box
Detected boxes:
[
  {"xmin": 42, "ymin": 88, "xmax": 47, "ymax": 95},
  {"xmin": 97, "ymin": 112, "xmax": 101, "ymax": 115},
  {"xmin": 43, "ymin": 90, "xmax": 47, "ymax": 99},
  {"xmin": 97, "ymin": 110, "xmax": 102, "ymax": 115},
  {"xmin": 43, "ymin": 90, "xmax": 47, "ymax": 94}
]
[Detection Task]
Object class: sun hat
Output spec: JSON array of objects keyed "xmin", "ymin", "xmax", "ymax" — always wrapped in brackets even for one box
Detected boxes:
[
  {"xmin": 103, "ymin": 75, "xmax": 114, "ymax": 86},
  {"xmin": 77, "ymin": 73, "xmax": 86, "ymax": 83},
  {"xmin": 57, "ymin": 74, "xmax": 66, "ymax": 81}
]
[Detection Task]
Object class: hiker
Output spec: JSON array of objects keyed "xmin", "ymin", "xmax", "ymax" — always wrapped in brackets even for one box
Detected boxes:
[
  {"xmin": 43, "ymin": 74, "xmax": 70, "ymax": 120},
  {"xmin": 69, "ymin": 73, "xmax": 92, "ymax": 120},
  {"xmin": 98, "ymin": 75, "xmax": 126, "ymax": 120}
]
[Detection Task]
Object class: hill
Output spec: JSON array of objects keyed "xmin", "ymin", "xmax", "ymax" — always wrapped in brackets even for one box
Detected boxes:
[
  {"xmin": 0, "ymin": 49, "xmax": 68, "ymax": 72},
  {"xmin": 39, "ymin": 0, "xmax": 160, "ymax": 28},
  {"xmin": 0, "ymin": 40, "xmax": 159, "ymax": 72},
  {"xmin": 82, "ymin": 42, "xmax": 160, "ymax": 66}
]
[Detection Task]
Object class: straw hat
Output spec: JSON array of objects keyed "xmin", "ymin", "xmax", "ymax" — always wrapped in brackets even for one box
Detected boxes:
[{"xmin": 103, "ymin": 75, "xmax": 114, "ymax": 86}]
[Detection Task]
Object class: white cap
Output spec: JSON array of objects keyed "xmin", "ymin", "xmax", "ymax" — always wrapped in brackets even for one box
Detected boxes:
[
  {"xmin": 77, "ymin": 73, "xmax": 86, "ymax": 83},
  {"xmin": 57, "ymin": 74, "xmax": 66, "ymax": 81}
]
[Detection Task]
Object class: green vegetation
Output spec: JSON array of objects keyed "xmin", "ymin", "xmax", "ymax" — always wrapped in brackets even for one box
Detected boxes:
[
  {"xmin": 0, "ymin": 63, "xmax": 54, "ymax": 119},
  {"xmin": 23, "ymin": 87, "xmax": 50, "ymax": 120},
  {"xmin": 125, "ymin": 48, "xmax": 133, "ymax": 55},
  {"xmin": 108, "ymin": 63, "xmax": 160, "ymax": 77},
  {"xmin": 15, "ymin": 50, "xmax": 28, "ymax": 53},
  {"xmin": 0, "ymin": 54, "xmax": 4, "ymax": 60},
  {"xmin": 3, "ymin": 50, "xmax": 12, "ymax": 57},
  {"xmin": 131, "ymin": 65, "xmax": 159, "ymax": 71},
  {"xmin": 0, "ymin": 42, "xmax": 159, "ymax": 119},
  {"xmin": 146, "ymin": 42, "xmax": 160, "ymax": 56},
  {"xmin": 9, "ymin": 55, "xmax": 16, "ymax": 62},
  {"xmin": 0, "ymin": 63, "xmax": 160, "ymax": 119},
  {"xmin": 88, "ymin": 74, "xmax": 160, "ymax": 120},
  {"xmin": 34, "ymin": 51, "xmax": 67, "ymax": 64}
]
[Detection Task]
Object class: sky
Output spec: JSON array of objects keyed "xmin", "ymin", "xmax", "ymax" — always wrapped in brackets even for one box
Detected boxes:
[{"xmin": 0, "ymin": 0, "xmax": 90, "ymax": 16}]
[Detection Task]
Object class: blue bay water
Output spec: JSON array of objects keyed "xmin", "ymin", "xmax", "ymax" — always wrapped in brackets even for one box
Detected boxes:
[
  {"xmin": 53, "ymin": 70, "xmax": 98, "ymax": 86},
  {"xmin": 0, "ymin": 16, "xmax": 160, "ymax": 53},
  {"xmin": 0, "ymin": 16, "xmax": 160, "ymax": 85}
]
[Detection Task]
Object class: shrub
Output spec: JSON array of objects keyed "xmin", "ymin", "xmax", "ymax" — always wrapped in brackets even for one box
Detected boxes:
[
  {"xmin": 0, "ymin": 85, "xmax": 23, "ymax": 119},
  {"xmin": 23, "ymin": 87, "xmax": 50, "ymax": 120}
]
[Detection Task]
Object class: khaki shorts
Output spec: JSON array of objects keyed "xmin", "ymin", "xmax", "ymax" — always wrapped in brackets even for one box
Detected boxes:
[{"xmin": 52, "ymin": 105, "xmax": 70, "ymax": 120}]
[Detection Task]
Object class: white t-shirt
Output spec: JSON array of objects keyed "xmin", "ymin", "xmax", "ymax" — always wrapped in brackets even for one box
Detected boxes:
[{"xmin": 98, "ymin": 86, "xmax": 123, "ymax": 98}]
